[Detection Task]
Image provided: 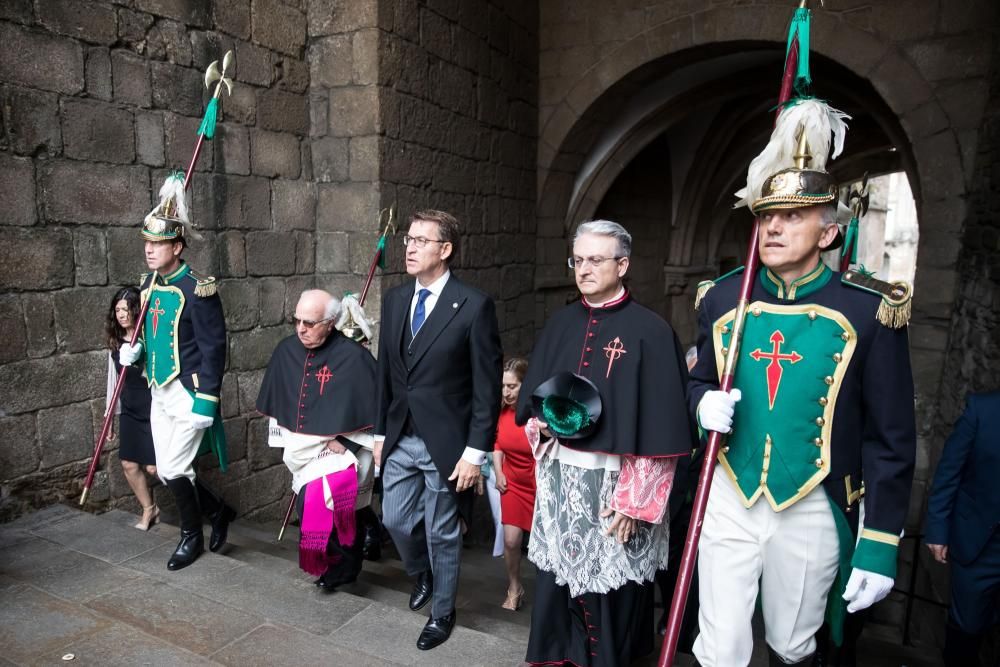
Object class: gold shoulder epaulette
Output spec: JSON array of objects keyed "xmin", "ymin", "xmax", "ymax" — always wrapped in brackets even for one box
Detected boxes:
[
  {"xmin": 188, "ymin": 270, "xmax": 218, "ymax": 298},
  {"xmin": 842, "ymin": 270, "xmax": 912, "ymax": 329},
  {"xmin": 695, "ymin": 266, "xmax": 745, "ymax": 311}
]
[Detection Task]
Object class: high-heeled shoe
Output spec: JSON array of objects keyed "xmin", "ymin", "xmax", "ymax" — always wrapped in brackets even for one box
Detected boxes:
[
  {"xmin": 134, "ymin": 504, "xmax": 160, "ymax": 531},
  {"xmin": 501, "ymin": 586, "xmax": 525, "ymax": 611}
]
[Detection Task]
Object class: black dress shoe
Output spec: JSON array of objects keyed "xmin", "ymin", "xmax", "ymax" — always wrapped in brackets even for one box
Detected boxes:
[
  {"xmin": 409, "ymin": 570, "xmax": 433, "ymax": 611},
  {"xmin": 167, "ymin": 528, "xmax": 204, "ymax": 570},
  {"xmin": 416, "ymin": 611, "xmax": 455, "ymax": 650},
  {"xmin": 314, "ymin": 566, "xmax": 360, "ymax": 592},
  {"xmin": 208, "ymin": 504, "xmax": 236, "ymax": 552}
]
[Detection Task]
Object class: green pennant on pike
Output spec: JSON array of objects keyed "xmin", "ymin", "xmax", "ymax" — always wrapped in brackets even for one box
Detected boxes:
[
  {"xmin": 376, "ymin": 233, "xmax": 387, "ymax": 269},
  {"xmin": 786, "ymin": 6, "xmax": 812, "ymax": 95}
]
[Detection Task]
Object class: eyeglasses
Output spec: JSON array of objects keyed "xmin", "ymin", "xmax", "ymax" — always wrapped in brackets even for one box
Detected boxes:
[
  {"xmin": 293, "ymin": 316, "xmax": 334, "ymax": 329},
  {"xmin": 403, "ymin": 235, "xmax": 446, "ymax": 249},
  {"xmin": 567, "ymin": 256, "xmax": 624, "ymax": 269}
]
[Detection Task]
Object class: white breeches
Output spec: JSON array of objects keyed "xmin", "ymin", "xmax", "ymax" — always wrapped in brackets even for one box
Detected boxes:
[
  {"xmin": 150, "ymin": 382, "xmax": 205, "ymax": 483},
  {"xmin": 693, "ymin": 466, "xmax": 840, "ymax": 666}
]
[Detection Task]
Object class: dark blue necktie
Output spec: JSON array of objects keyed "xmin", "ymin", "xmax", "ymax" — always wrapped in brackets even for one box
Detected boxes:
[{"xmin": 411, "ymin": 288, "xmax": 431, "ymax": 336}]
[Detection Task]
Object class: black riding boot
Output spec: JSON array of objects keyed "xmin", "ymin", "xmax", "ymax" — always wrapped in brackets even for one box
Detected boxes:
[
  {"xmin": 195, "ymin": 478, "xmax": 236, "ymax": 552},
  {"xmin": 943, "ymin": 622, "xmax": 983, "ymax": 667},
  {"xmin": 768, "ymin": 647, "xmax": 816, "ymax": 666},
  {"xmin": 165, "ymin": 477, "xmax": 204, "ymax": 571},
  {"xmin": 358, "ymin": 505, "xmax": 382, "ymax": 561}
]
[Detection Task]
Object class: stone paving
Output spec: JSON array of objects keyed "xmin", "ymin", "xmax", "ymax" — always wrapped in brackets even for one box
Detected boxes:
[{"xmin": 1, "ymin": 504, "xmax": 944, "ymax": 667}]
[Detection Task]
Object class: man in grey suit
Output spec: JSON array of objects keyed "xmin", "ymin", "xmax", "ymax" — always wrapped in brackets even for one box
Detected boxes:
[{"xmin": 374, "ymin": 209, "xmax": 503, "ymax": 650}]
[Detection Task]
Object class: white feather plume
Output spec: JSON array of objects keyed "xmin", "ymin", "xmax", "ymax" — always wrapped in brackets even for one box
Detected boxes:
[
  {"xmin": 337, "ymin": 294, "xmax": 374, "ymax": 341},
  {"xmin": 734, "ymin": 99, "xmax": 851, "ymax": 211},
  {"xmin": 144, "ymin": 174, "xmax": 203, "ymax": 240}
]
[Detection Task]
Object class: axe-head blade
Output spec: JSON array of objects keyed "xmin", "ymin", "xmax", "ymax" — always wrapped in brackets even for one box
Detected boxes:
[
  {"xmin": 205, "ymin": 60, "xmax": 221, "ymax": 89},
  {"xmin": 222, "ymin": 50, "xmax": 234, "ymax": 74}
]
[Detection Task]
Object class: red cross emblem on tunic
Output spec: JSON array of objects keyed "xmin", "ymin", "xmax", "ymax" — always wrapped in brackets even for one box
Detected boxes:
[
  {"xmin": 149, "ymin": 297, "xmax": 166, "ymax": 336},
  {"xmin": 749, "ymin": 330, "xmax": 802, "ymax": 410},
  {"xmin": 315, "ymin": 365, "xmax": 333, "ymax": 395},
  {"xmin": 603, "ymin": 337, "xmax": 627, "ymax": 378}
]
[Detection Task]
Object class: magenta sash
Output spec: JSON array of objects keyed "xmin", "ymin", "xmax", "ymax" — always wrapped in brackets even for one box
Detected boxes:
[{"xmin": 298, "ymin": 465, "xmax": 358, "ymax": 576}]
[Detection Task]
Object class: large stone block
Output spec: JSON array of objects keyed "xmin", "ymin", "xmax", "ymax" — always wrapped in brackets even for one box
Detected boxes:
[
  {"xmin": 218, "ymin": 279, "xmax": 260, "ymax": 331},
  {"xmin": 0, "ymin": 153, "xmax": 36, "ymax": 226},
  {"xmin": 38, "ymin": 0, "xmax": 118, "ymax": 45},
  {"xmin": 316, "ymin": 181, "xmax": 379, "ymax": 233},
  {"xmin": 309, "ymin": 34, "xmax": 352, "ymax": 88},
  {"xmin": 236, "ymin": 368, "xmax": 265, "ymax": 415},
  {"xmin": 22, "ymin": 293, "xmax": 56, "ymax": 359},
  {"xmin": 0, "ymin": 415, "xmax": 38, "ymax": 479},
  {"xmin": 117, "ymin": 8, "xmax": 155, "ymax": 43},
  {"xmin": 259, "ymin": 278, "xmax": 286, "ymax": 325},
  {"xmin": 294, "ymin": 231, "xmax": 314, "ymax": 273},
  {"xmin": 250, "ymin": 129, "xmax": 301, "ymax": 178},
  {"xmin": 0, "ymin": 0, "xmax": 32, "ymax": 24},
  {"xmin": 213, "ymin": 123, "xmax": 251, "ymax": 175},
  {"xmin": 3, "ymin": 86, "xmax": 62, "ymax": 156},
  {"xmin": 0, "ymin": 228, "xmax": 74, "ymax": 291},
  {"xmin": 0, "ymin": 22, "xmax": 84, "ymax": 95},
  {"xmin": 246, "ymin": 231, "xmax": 297, "ymax": 276},
  {"xmin": 54, "ymin": 288, "xmax": 113, "ymax": 354},
  {"xmin": 234, "ymin": 38, "xmax": 275, "ymax": 86},
  {"xmin": 203, "ymin": 174, "xmax": 271, "ymax": 230},
  {"xmin": 74, "ymin": 229, "xmax": 109, "ymax": 286},
  {"xmin": 189, "ymin": 30, "xmax": 236, "ymax": 70},
  {"xmin": 327, "ymin": 86, "xmax": 378, "ymax": 136},
  {"xmin": 349, "ymin": 135, "xmax": 379, "ymax": 181},
  {"xmin": 106, "ymin": 227, "xmax": 147, "ymax": 286},
  {"xmin": 218, "ymin": 230, "xmax": 247, "ymax": 278},
  {"xmin": 86, "ymin": 47, "xmax": 113, "ymax": 101},
  {"xmin": 112, "ymin": 50, "xmax": 152, "ymax": 108},
  {"xmin": 135, "ymin": 110, "xmax": 165, "ymax": 167},
  {"xmin": 0, "ymin": 351, "xmax": 106, "ymax": 415},
  {"xmin": 310, "ymin": 136, "xmax": 349, "ymax": 182},
  {"xmin": 256, "ymin": 88, "xmax": 309, "ymax": 135},
  {"xmin": 40, "ymin": 161, "xmax": 149, "ymax": 226},
  {"xmin": 251, "ymin": 0, "xmax": 306, "ymax": 56},
  {"xmin": 229, "ymin": 326, "xmax": 288, "ymax": 371},
  {"xmin": 151, "ymin": 61, "xmax": 204, "ymax": 117},
  {"xmin": 308, "ymin": 0, "xmax": 379, "ymax": 37},
  {"xmin": 213, "ymin": 0, "xmax": 251, "ymax": 40},
  {"xmin": 163, "ymin": 112, "xmax": 213, "ymax": 172},
  {"xmin": 61, "ymin": 98, "xmax": 136, "ymax": 164},
  {"xmin": 221, "ymin": 80, "xmax": 257, "ymax": 126},
  {"xmin": 0, "ymin": 295, "xmax": 27, "ymax": 365},
  {"xmin": 271, "ymin": 179, "xmax": 316, "ymax": 231},
  {"xmin": 315, "ymin": 232, "xmax": 350, "ymax": 273},
  {"xmin": 134, "ymin": 0, "xmax": 210, "ymax": 28}
]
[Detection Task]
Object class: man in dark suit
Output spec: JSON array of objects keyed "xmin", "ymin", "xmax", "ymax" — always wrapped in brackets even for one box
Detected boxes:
[
  {"xmin": 374, "ymin": 209, "xmax": 503, "ymax": 650},
  {"xmin": 925, "ymin": 391, "xmax": 1000, "ymax": 666}
]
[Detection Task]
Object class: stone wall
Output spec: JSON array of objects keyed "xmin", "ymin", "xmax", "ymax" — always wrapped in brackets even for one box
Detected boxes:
[
  {"xmin": 376, "ymin": 0, "xmax": 539, "ymax": 358},
  {"xmin": 0, "ymin": 0, "xmax": 322, "ymax": 521}
]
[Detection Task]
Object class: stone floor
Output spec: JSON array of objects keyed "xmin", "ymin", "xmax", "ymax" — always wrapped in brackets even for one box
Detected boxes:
[{"xmin": 0, "ymin": 504, "xmax": 943, "ymax": 666}]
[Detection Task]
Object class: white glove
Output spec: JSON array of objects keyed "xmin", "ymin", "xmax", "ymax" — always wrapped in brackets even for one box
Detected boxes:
[
  {"xmin": 189, "ymin": 413, "xmax": 215, "ymax": 431},
  {"xmin": 696, "ymin": 388, "xmax": 742, "ymax": 434},
  {"xmin": 118, "ymin": 342, "xmax": 142, "ymax": 366},
  {"xmin": 842, "ymin": 568, "xmax": 894, "ymax": 613}
]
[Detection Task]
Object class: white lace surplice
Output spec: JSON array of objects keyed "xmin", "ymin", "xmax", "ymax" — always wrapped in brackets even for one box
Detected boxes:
[{"xmin": 525, "ymin": 418, "xmax": 677, "ymax": 596}]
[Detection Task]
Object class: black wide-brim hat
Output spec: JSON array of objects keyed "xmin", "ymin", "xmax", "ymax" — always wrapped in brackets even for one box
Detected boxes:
[{"xmin": 530, "ymin": 372, "xmax": 602, "ymax": 440}]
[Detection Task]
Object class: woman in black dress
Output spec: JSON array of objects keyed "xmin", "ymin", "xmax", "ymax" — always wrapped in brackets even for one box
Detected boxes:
[{"xmin": 105, "ymin": 286, "xmax": 159, "ymax": 530}]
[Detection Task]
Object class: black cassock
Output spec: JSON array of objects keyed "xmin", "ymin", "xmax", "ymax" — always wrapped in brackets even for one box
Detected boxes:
[
  {"xmin": 256, "ymin": 332, "xmax": 376, "ymax": 439},
  {"xmin": 515, "ymin": 291, "xmax": 696, "ymax": 667},
  {"xmin": 515, "ymin": 291, "xmax": 695, "ymax": 458}
]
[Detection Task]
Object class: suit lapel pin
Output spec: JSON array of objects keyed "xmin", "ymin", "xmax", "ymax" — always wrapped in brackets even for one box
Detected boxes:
[{"xmin": 452, "ymin": 302, "xmax": 458, "ymax": 308}]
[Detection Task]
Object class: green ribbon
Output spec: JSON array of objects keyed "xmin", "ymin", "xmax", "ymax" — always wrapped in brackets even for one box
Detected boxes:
[
  {"xmin": 197, "ymin": 97, "xmax": 219, "ymax": 140},
  {"xmin": 376, "ymin": 234, "xmax": 387, "ymax": 270},
  {"xmin": 841, "ymin": 215, "xmax": 859, "ymax": 265},
  {"xmin": 786, "ymin": 7, "xmax": 812, "ymax": 94}
]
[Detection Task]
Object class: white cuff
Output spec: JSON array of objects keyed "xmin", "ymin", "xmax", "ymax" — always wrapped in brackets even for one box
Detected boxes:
[{"xmin": 461, "ymin": 447, "xmax": 487, "ymax": 466}]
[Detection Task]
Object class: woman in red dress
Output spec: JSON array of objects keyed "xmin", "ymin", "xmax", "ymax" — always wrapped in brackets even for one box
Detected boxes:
[{"xmin": 493, "ymin": 357, "xmax": 535, "ymax": 610}]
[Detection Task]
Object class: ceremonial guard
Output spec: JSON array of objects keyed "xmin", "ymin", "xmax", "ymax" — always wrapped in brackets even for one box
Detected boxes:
[
  {"xmin": 516, "ymin": 220, "xmax": 695, "ymax": 667},
  {"xmin": 688, "ymin": 98, "xmax": 917, "ymax": 665},
  {"xmin": 257, "ymin": 289, "xmax": 377, "ymax": 590},
  {"xmin": 119, "ymin": 173, "xmax": 233, "ymax": 571}
]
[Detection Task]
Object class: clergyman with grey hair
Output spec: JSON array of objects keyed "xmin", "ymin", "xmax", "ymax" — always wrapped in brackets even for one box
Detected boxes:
[
  {"xmin": 514, "ymin": 219, "xmax": 697, "ymax": 665},
  {"xmin": 255, "ymin": 289, "xmax": 379, "ymax": 591}
]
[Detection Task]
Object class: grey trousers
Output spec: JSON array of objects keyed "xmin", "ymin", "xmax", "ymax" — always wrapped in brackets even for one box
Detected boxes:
[{"xmin": 381, "ymin": 434, "xmax": 461, "ymax": 618}]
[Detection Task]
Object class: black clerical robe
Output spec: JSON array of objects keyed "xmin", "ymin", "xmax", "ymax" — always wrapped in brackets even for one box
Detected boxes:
[{"xmin": 516, "ymin": 291, "xmax": 695, "ymax": 458}]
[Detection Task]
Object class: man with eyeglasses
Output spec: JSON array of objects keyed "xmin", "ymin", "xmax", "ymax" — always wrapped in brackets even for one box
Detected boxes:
[
  {"xmin": 257, "ymin": 289, "xmax": 377, "ymax": 591},
  {"xmin": 375, "ymin": 209, "xmax": 503, "ymax": 650},
  {"xmin": 515, "ymin": 219, "xmax": 696, "ymax": 667}
]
